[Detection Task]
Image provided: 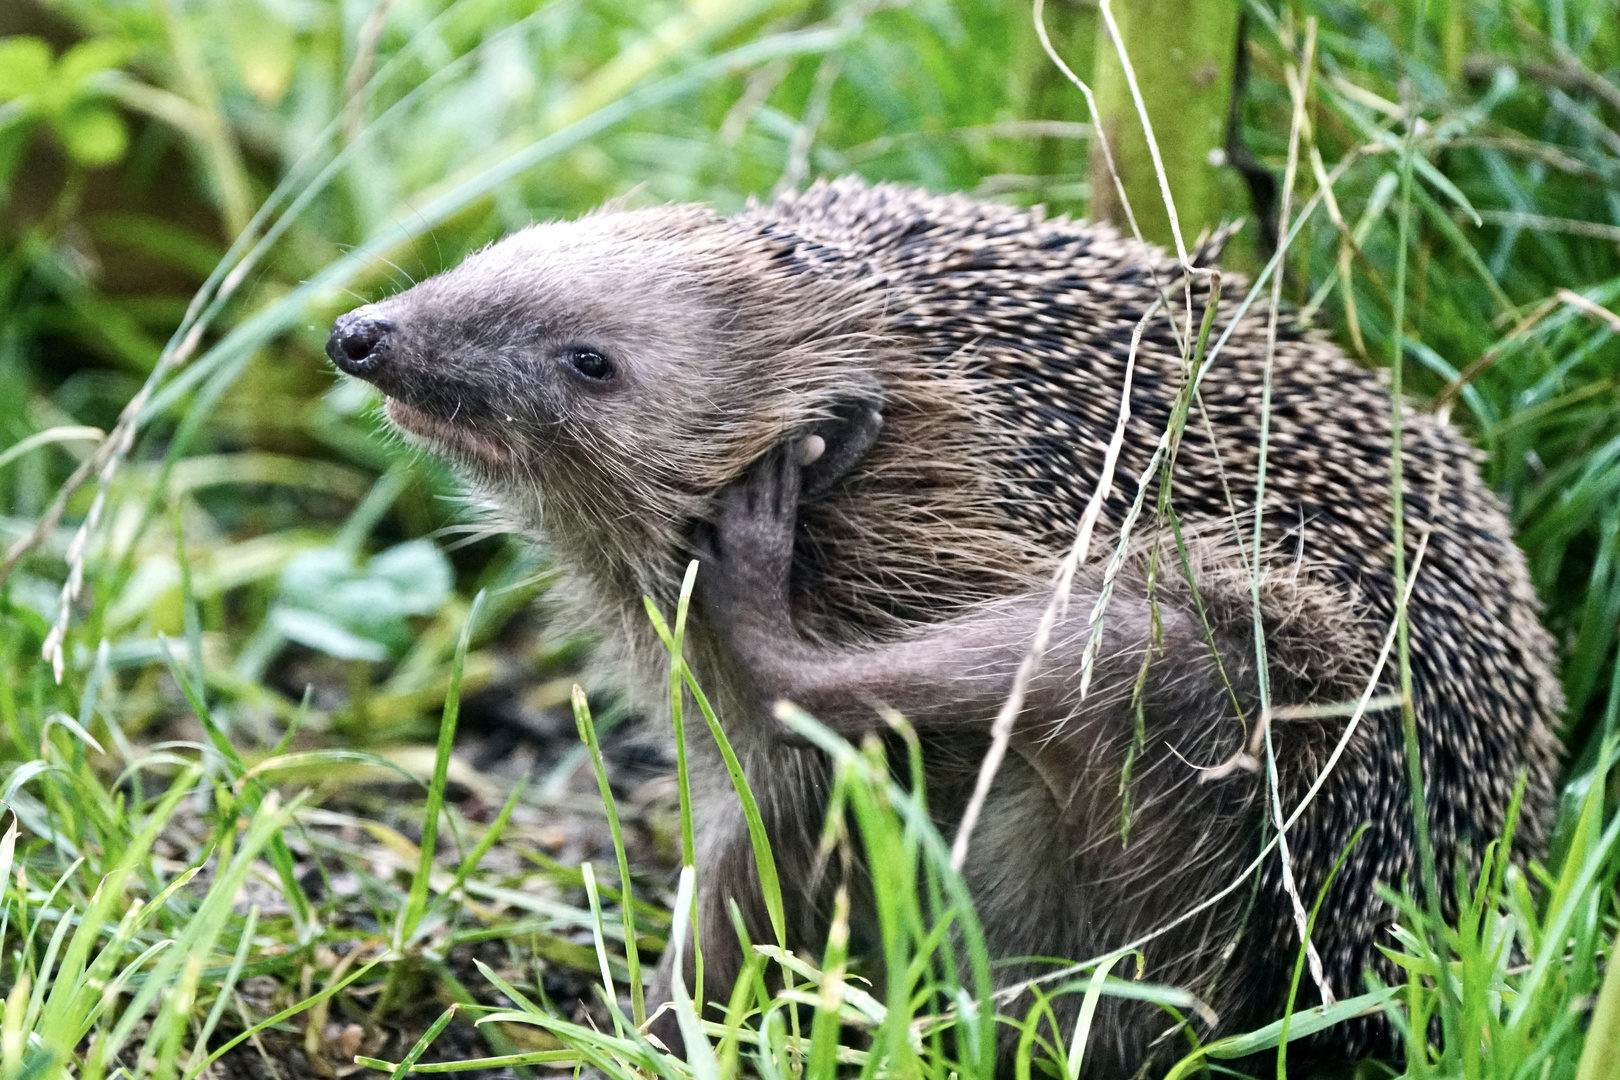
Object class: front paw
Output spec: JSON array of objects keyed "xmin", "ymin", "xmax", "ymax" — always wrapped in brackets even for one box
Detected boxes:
[{"xmin": 697, "ymin": 442, "xmax": 802, "ymax": 631}]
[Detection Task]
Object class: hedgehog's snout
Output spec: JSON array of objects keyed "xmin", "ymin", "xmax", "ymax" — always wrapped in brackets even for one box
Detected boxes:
[{"xmin": 326, "ymin": 308, "xmax": 396, "ymax": 379}]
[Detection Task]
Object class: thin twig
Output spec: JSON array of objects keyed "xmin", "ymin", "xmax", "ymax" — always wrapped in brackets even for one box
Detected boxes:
[
  {"xmin": 981, "ymin": 109, "xmax": 1400, "ymax": 1007},
  {"xmin": 1200, "ymin": 694, "xmax": 1405, "ymax": 781},
  {"xmin": 1555, "ymin": 287, "xmax": 1620, "ymax": 333},
  {"xmin": 1461, "ymin": 53, "xmax": 1620, "ymax": 117},
  {"xmin": 1389, "ymin": 55, "xmax": 1447, "ymax": 997},
  {"xmin": 1073, "ymin": 153, "xmax": 1365, "ymax": 701},
  {"xmin": 1478, "ymin": 210, "xmax": 1620, "ymax": 243},
  {"xmin": 1429, "ymin": 294, "xmax": 1562, "ymax": 419}
]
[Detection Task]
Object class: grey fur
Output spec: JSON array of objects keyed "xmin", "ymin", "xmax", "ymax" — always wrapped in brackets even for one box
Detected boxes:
[{"xmin": 330, "ymin": 178, "xmax": 1562, "ymax": 1077}]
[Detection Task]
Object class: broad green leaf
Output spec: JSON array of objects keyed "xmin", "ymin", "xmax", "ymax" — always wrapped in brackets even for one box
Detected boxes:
[
  {"xmin": 369, "ymin": 539, "xmax": 454, "ymax": 615},
  {"xmin": 269, "ymin": 605, "xmax": 390, "ymax": 661},
  {"xmin": 274, "ymin": 539, "xmax": 454, "ymax": 658}
]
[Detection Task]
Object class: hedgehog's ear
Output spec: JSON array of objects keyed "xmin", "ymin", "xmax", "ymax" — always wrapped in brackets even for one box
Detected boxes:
[{"xmin": 799, "ymin": 396, "xmax": 883, "ymax": 500}]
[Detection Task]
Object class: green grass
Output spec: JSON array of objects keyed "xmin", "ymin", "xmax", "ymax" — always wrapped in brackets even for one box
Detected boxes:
[{"xmin": 0, "ymin": 0, "xmax": 1618, "ymax": 1077}]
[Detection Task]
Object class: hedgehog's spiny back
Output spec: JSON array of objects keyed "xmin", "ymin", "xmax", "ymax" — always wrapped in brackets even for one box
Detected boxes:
[{"xmin": 748, "ymin": 178, "xmax": 1561, "ymax": 1050}]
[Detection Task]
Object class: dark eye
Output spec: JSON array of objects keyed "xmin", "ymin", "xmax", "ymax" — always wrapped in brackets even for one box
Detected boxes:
[{"xmin": 565, "ymin": 347, "xmax": 613, "ymax": 381}]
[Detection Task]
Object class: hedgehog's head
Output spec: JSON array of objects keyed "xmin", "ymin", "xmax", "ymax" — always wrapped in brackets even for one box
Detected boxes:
[{"xmin": 326, "ymin": 204, "xmax": 883, "ymax": 594}]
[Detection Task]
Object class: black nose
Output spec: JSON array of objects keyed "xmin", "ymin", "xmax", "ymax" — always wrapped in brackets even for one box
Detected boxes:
[{"xmin": 326, "ymin": 311, "xmax": 396, "ymax": 378}]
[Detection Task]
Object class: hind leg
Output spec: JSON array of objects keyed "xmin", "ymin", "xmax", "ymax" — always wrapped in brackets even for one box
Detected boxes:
[{"xmin": 950, "ymin": 733, "xmax": 1261, "ymax": 1078}]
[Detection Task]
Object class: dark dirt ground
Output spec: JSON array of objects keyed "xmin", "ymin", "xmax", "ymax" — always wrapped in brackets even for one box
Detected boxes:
[{"xmin": 149, "ymin": 611, "xmax": 685, "ymax": 1079}]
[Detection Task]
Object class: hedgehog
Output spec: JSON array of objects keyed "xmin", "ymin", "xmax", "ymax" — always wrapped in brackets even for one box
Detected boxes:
[{"xmin": 325, "ymin": 178, "xmax": 1562, "ymax": 1076}]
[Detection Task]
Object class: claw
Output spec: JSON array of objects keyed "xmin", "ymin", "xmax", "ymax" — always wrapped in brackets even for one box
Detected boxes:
[{"xmin": 798, "ymin": 434, "xmax": 827, "ymax": 466}]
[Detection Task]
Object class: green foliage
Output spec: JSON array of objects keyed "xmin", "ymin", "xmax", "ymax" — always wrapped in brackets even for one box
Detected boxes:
[
  {"xmin": 0, "ymin": 35, "xmax": 133, "ymax": 177},
  {"xmin": 273, "ymin": 540, "xmax": 454, "ymax": 662},
  {"xmin": 0, "ymin": 0, "xmax": 1617, "ymax": 1077}
]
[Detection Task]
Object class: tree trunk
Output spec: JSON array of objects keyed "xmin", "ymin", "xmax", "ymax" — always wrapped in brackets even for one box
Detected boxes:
[{"xmin": 1089, "ymin": 1, "xmax": 1242, "ymax": 253}]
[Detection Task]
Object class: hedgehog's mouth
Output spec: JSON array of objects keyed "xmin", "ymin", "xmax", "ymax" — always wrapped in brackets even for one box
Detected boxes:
[{"xmin": 385, "ymin": 398, "xmax": 511, "ymax": 465}]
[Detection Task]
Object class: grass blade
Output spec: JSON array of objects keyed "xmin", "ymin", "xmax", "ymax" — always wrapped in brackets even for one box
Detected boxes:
[
  {"xmin": 397, "ymin": 588, "xmax": 486, "ymax": 950},
  {"xmin": 572, "ymin": 686, "xmax": 645, "ymax": 1029}
]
